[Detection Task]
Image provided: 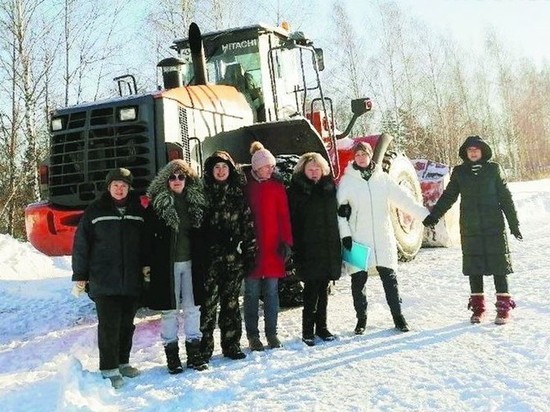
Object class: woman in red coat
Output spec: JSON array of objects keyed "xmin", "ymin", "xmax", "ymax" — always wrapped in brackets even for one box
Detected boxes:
[{"xmin": 244, "ymin": 142, "xmax": 292, "ymax": 351}]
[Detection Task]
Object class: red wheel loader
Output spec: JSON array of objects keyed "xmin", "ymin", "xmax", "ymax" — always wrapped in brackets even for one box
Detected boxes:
[{"xmin": 26, "ymin": 22, "xmax": 450, "ymax": 260}]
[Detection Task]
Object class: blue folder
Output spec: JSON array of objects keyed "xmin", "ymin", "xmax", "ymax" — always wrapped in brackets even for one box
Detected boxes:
[{"xmin": 342, "ymin": 241, "xmax": 371, "ymax": 270}]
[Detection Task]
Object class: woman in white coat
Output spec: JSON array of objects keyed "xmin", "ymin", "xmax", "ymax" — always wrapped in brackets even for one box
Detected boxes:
[{"xmin": 337, "ymin": 142, "xmax": 429, "ymax": 334}]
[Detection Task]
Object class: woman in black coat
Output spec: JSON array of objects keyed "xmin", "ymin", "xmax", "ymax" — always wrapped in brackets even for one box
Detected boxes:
[
  {"xmin": 143, "ymin": 159, "xmax": 208, "ymax": 374},
  {"xmin": 287, "ymin": 152, "xmax": 342, "ymax": 346},
  {"xmin": 423, "ymin": 135, "xmax": 522, "ymax": 325},
  {"xmin": 72, "ymin": 168, "xmax": 145, "ymax": 389}
]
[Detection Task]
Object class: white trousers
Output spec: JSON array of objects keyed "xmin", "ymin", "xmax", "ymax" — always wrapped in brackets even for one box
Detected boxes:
[{"xmin": 160, "ymin": 260, "xmax": 202, "ymax": 345}]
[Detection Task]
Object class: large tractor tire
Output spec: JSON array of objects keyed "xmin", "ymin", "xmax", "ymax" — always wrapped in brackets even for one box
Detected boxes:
[{"xmin": 384, "ymin": 152, "xmax": 424, "ymax": 262}]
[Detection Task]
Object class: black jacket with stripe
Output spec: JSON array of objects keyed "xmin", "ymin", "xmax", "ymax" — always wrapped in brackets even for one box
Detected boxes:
[{"xmin": 72, "ymin": 191, "xmax": 146, "ymax": 298}]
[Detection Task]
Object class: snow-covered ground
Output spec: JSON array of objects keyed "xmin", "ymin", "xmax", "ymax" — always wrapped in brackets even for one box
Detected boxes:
[{"xmin": 1, "ymin": 179, "xmax": 549, "ymax": 412}]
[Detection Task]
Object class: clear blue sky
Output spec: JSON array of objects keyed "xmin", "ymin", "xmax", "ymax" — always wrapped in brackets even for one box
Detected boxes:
[{"xmin": 366, "ymin": 0, "xmax": 550, "ymax": 66}]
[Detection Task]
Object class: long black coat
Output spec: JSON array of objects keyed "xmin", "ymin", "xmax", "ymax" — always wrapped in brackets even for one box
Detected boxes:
[
  {"xmin": 430, "ymin": 136, "xmax": 520, "ymax": 276},
  {"xmin": 142, "ymin": 207, "xmax": 206, "ymax": 310},
  {"xmin": 72, "ymin": 191, "xmax": 145, "ymax": 298},
  {"xmin": 287, "ymin": 173, "xmax": 342, "ymax": 281},
  {"xmin": 142, "ymin": 160, "xmax": 208, "ymax": 310}
]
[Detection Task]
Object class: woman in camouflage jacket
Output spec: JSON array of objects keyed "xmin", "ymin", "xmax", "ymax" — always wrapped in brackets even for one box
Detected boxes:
[{"xmin": 200, "ymin": 151, "xmax": 256, "ymax": 362}]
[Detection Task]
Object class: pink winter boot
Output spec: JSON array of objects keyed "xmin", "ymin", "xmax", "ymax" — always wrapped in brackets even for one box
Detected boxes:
[
  {"xmin": 467, "ymin": 294, "xmax": 485, "ymax": 324},
  {"xmin": 495, "ymin": 294, "xmax": 516, "ymax": 325}
]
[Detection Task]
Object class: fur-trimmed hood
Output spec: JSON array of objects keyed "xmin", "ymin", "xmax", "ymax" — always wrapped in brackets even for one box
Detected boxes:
[
  {"xmin": 146, "ymin": 159, "xmax": 207, "ymax": 231},
  {"xmin": 459, "ymin": 135, "xmax": 493, "ymax": 162},
  {"xmin": 203, "ymin": 151, "xmax": 247, "ymax": 188}
]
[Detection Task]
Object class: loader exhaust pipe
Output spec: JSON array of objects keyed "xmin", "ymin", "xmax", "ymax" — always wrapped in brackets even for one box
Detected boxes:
[
  {"xmin": 373, "ymin": 133, "xmax": 393, "ymax": 165},
  {"xmin": 188, "ymin": 22, "xmax": 207, "ymax": 85},
  {"xmin": 157, "ymin": 57, "xmax": 185, "ymax": 89}
]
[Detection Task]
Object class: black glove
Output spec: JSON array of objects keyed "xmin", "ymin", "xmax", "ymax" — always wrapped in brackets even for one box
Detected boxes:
[
  {"xmin": 278, "ymin": 242, "xmax": 292, "ymax": 263},
  {"xmin": 510, "ymin": 227, "xmax": 523, "ymax": 241},
  {"xmin": 338, "ymin": 204, "xmax": 352, "ymax": 220},
  {"xmin": 422, "ymin": 214, "xmax": 439, "ymax": 228},
  {"xmin": 342, "ymin": 236, "xmax": 352, "ymax": 251}
]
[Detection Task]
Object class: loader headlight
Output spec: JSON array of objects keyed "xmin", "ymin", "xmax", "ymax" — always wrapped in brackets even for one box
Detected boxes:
[
  {"xmin": 51, "ymin": 118, "xmax": 63, "ymax": 131},
  {"xmin": 118, "ymin": 106, "xmax": 137, "ymax": 122}
]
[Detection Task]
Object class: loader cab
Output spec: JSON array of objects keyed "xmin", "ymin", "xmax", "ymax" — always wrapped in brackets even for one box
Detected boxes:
[{"xmin": 172, "ymin": 24, "xmax": 327, "ymax": 124}]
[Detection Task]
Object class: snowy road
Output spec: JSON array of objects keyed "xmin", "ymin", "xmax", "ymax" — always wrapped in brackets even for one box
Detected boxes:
[{"xmin": 0, "ymin": 179, "xmax": 549, "ymax": 411}]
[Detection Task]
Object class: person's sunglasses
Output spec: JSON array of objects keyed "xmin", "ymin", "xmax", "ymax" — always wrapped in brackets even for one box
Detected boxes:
[{"xmin": 168, "ymin": 174, "xmax": 185, "ymax": 182}]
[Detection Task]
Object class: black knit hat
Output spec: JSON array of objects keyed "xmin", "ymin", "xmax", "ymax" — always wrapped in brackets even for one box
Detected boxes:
[{"xmin": 105, "ymin": 168, "xmax": 133, "ymax": 187}]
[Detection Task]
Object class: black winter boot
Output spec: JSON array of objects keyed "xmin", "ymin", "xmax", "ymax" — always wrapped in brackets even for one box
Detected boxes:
[
  {"xmin": 354, "ymin": 317, "xmax": 367, "ymax": 335},
  {"xmin": 185, "ymin": 339, "xmax": 208, "ymax": 371},
  {"xmin": 247, "ymin": 336, "xmax": 265, "ymax": 351},
  {"xmin": 314, "ymin": 296, "xmax": 336, "ymax": 341},
  {"xmin": 302, "ymin": 311, "xmax": 315, "ymax": 347},
  {"xmin": 379, "ymin": 267, "xmax": 409, "ymax": 331},
  {"xmin": 393, "ymin": 314, "xmax": 410, "ymax": 332},
  {"xmin": 266, "ymin": 334, "xmax": 282, "ymax": 349},
  {"xmin": 164, "ymin": 341, "xmax": 183, "ymax": 374},
  {"xmin": 200, "ymin": 333, "xmax": 214, "ymax": 364},
  {"xmin": 223, "ymin": 345, "xmax": 246, "ymax": 360},
  {"xmin": 315, "ymin": 328, "xmax": 336, "ymax": 341}
]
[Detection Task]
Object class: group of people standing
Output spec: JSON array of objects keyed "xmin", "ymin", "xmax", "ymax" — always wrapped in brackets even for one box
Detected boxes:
[{"xmin": 72, "ymin": 135, "xmax": 521, "ymax": 389}]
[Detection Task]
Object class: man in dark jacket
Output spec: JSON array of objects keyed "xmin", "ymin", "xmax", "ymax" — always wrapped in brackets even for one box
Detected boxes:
[
  {"xmin": 423, "ymin": 136, "xmax": 522, "ymax": 325},
  {"xmin": 72, "ymin": 168, "xmax": 146, "ymax": 389}
]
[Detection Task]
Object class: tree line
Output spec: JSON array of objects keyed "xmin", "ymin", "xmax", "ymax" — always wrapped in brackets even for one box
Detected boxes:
[
  {"xmin": 325, "ymin": 2, "xmax": 549, "ymax": 179},
  {"xmin": 0, "ymin": 0, "xmax": 548, "ymax": 239}
]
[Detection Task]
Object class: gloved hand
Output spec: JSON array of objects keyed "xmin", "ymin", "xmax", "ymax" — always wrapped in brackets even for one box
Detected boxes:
[
  {"xmin": 342, "ymin": 236, "xmax": 352, "ymax": 251},
  {"xmin": 278, "ymin": 242, "xmax": 292, "ymax": 263},
  {"xmin": 338, "ymin": 204, "xmax": 352, "ymax": 220},
  {"xmin": 71, "ymin": 281, "xmax": 87, "ymax": 298},
  {"xmin": 510, "ymin": 227, "xmax": 523, "ymax": 241},
  {"xmin": 142, "ymin": 266, "xmax": 151, "ymax": 290},
  {"xmin": 422, "ymin": 214, "xmax": 439, "ymax": 228}
]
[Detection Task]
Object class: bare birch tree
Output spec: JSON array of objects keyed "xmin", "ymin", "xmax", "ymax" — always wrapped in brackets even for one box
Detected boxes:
[
  {"xmin": 513, "ymin": 60, "xmax": 550, "ymax": 177},
  {"xmin": 322, "ymin": 2, "xmax": 372, "ymax": 135},
  {"xmin": 371, "ymin": 1, "xmax": 425, "ymax": 151},
  {"xmin": 59, "ymin": 0, "xmax": 131, "ymax": 105},
  {"xmin": 483, "ymin": 30, "xmax": 520, "ymax": 174},
  {"xmin": 0, "ymin": 0, "xmax": 53, "ymax": 236}
]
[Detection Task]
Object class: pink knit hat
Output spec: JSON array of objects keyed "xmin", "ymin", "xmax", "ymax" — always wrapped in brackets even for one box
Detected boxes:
[{"xmin": 250, "ymin": 141, "xmax": 276, "ymax": 171}]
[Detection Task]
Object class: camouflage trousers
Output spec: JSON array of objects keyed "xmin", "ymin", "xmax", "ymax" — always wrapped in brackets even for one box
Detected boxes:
[{"xmin": 200, "ymin": 260, "xmax": 245, "ymax": 360}]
